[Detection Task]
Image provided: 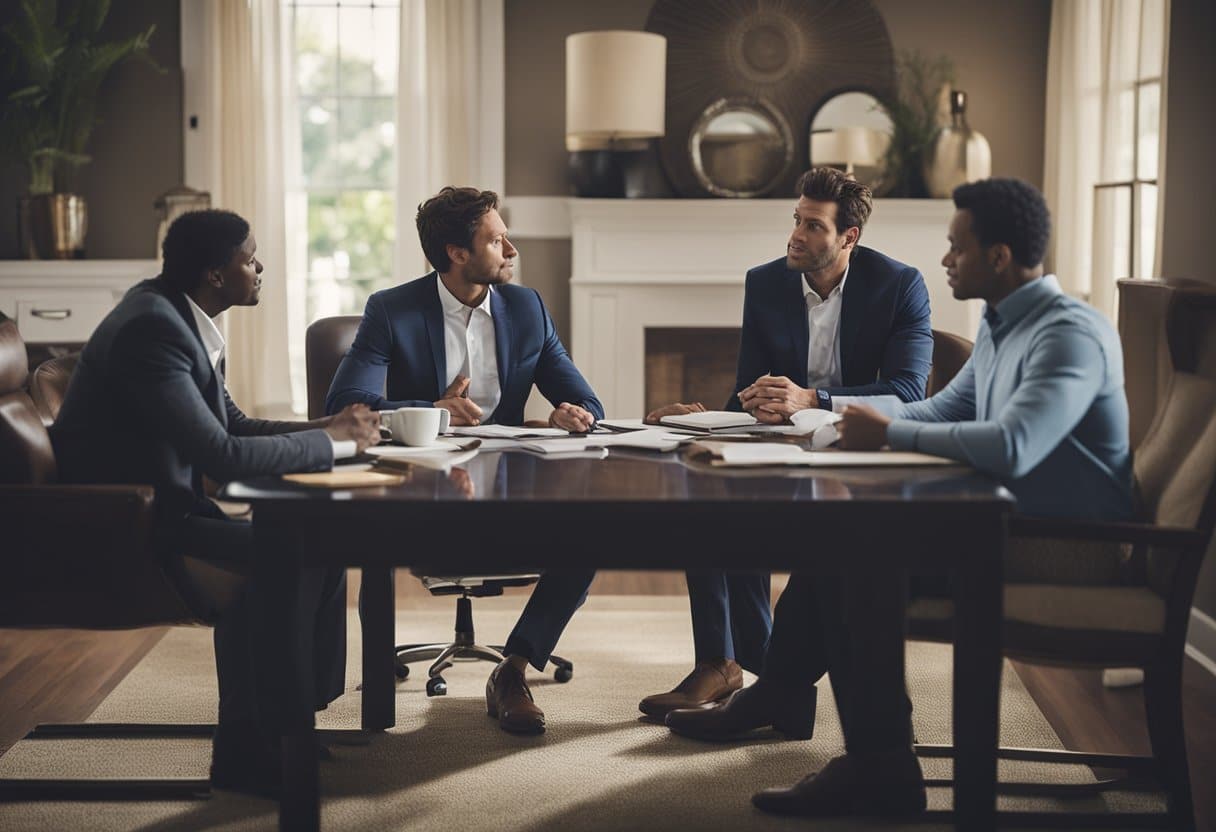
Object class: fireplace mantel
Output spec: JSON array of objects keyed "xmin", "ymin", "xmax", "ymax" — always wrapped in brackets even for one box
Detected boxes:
[{"xmin": 569, "ymin": 198, "xmax": 979, "ymax": 417}]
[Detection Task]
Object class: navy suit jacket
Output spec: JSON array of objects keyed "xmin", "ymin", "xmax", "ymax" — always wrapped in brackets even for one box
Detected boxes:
[
  {"xmin": 326, "ymin": 272, "xmax": 604, "ymax": 423},
  {"xmin": 50, "ymin": 277, "xmax": 332, "ymax": 529},
  {"xmin": 726, "ymin": 246, "xmax": 933, "ymax": 410}
]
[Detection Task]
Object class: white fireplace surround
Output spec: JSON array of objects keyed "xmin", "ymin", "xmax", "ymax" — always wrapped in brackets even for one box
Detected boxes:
[{"xmin": 566, "ymin": 198, "xmax": 978, "ymax": 418}]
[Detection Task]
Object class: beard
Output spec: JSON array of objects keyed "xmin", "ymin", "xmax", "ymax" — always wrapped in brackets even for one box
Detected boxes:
[
  {"xmin": 466, "ymin": 259, "xmax": 515, "ymax": 285},
  {"xmin": 787, "ymin": 243, "xmax": 841, "ymax": 274}
]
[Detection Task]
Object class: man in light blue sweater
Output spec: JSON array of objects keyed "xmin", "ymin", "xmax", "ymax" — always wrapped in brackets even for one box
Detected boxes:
[{"xmin": 668, "ymin": 178, "xmax": 1135, "ymax": 819}]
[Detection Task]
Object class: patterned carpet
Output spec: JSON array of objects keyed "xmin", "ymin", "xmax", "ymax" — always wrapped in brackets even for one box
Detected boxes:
[{"xmin": 0, "ymin": 595, "xmax": 1162, "ymax": 830}]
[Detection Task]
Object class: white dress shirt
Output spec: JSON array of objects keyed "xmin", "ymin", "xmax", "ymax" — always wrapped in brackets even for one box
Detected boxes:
[
  {"xmin": 183, "ymin": 294, "xmax": 352, "ymax": 461},
  {"xmin": 803, "ymin": 264, "xmax": 848, "ymax": 390},
  {"xmin": 437, "ymin": 278, "xmax": 502, "ymax": 420}
]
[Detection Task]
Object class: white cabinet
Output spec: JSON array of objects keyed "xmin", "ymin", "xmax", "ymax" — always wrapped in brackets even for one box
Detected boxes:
[{"xmin": 0, "ymin": 260, "xmax": 157, "ymax": 344}]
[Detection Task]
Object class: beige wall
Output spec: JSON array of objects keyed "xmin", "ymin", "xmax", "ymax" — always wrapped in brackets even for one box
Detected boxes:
[
  {"xmin": 502, "ymin": 0, "xmax": 1051, "ymax": 347},
  {"xmin": 0, "ymin": 0, "xmax": 182, "ymax": 259}
]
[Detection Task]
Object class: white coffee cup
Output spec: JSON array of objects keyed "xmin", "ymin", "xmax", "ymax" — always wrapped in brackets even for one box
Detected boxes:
[{"xmin": 379, "ymin": 407, "xmax": 451, "ymax": 446}]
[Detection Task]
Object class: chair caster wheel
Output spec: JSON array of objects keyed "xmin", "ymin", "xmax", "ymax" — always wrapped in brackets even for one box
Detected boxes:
[
  {"xmin": 394, "ymin": 659, "xmax": 410, "ymax": 681},
  {"xmin": 554, "ymin": 666, "xmax": 573, "ymax": 683},
  {"xmin": 426, "ymin": 676, "xmax": 447, "ymax": 696}
]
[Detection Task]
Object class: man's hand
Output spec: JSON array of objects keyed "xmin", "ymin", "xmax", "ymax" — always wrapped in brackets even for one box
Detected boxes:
[
  {"xmin": 324, "ymin": 403, "xmax": 381, "ymax": 453},
  {"xmin": 835, "ymin": 404, "xmax": 892, "ymax": 450},
  {"xmin": 549, "ymin": 402, "xmax": 596, "ymax": 433},
  {"xmin": 737, "ymin": 375, "xmax": 815, "ymax": 424},
  {"xmin": 435, "ymin": 375, "xmax": 483, "ymax": 426},
  {"xmin": 644, "ymin": 401, "xmax": 706, "ymax": 425}
]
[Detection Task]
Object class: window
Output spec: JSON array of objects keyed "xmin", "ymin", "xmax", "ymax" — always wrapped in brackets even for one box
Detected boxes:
[
  {"xmin": 1091, "ymin": 0, "xmax": 1165, "ymax": 302},
  {"xmin": 284, "ymin": 0, "xmax": 400, "ymax": 412}
]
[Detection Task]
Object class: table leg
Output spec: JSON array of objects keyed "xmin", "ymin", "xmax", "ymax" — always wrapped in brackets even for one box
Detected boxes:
[
  {"xmin": 280, "ymin": 732, "xmax": 320, "ymax": 831},
  {"xmin": 951, "ymin": 522, "xmax": 1004, "ymax": 829},
  {"xmin": 361, "ymin": 567, "xmax": 396, "ymax": 731}
]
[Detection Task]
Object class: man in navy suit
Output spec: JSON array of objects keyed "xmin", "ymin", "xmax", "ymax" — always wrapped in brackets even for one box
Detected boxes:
[
  {"xmin": 327, "ymin": 186, "xmax": 603, "ymax": 734},
  {"xmin": 51, "ymin": 210, "xmax": 382, "ymax": 797},
  {"xmin": 639, "ymin": 168, "xmax": 933, "ymax": 724}
]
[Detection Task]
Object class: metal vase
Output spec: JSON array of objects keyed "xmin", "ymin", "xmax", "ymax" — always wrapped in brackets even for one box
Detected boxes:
[
  {"xmin": 18, "ymin": 194, "xmax": 89, "ymax": 259},
  {"xmin": 923, "ymin": 91, "xmax": 992, "ymax": 199}
]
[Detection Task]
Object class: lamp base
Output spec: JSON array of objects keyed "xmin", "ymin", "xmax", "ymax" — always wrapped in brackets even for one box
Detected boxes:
[{"xmin": 568, "ymin": 150, "xmax": 625, "ymax": 198}]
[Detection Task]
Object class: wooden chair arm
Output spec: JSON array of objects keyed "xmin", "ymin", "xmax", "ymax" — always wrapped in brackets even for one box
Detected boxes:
[{"xmin": 1010, "ymin": 514, "xmax": 1206, "ymax": 553}]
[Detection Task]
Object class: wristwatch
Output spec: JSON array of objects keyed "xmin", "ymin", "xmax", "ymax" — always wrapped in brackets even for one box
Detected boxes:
[{"xmin": 815, "ymin": 389, "xmax": 833, "ymax": 411}]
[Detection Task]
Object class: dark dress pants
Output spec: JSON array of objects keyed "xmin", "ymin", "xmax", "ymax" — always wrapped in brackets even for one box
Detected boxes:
[
  {"xmin": 503, "ymin": 569, "xmax": 597, "ymax": 672},
  {"xmin": 685, "ymin": 569, "xmax": 772, "ymax": 673},
  {"xmin": 177, "ymin": 514, "xmax": 347, "ymax": 733},
  {"xmin": 761, "ymin": 571, "xmax": 913, "ymax": 753}
]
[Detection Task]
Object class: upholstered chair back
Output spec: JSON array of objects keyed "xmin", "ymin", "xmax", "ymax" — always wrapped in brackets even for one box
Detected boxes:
[
  {"xmin": 1131, "ymin": 292, "xmax": 1216, "ymax": 597},
  {"xmin": 0, "ymin": 314, "xmax": 56, "ymax": 485},
  {"xmin": 927, "ymin": 329, "xmax": 973, "ymax": 398},
  {"xmin": 305, "ymin": 315, "xmax": 361, "ymax": 419},
  {"xmin": 30, "ymin": 352, "xmax": 80, "ymax": 424}
]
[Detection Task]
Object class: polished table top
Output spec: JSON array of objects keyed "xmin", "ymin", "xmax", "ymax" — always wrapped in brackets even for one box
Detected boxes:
[{"xmin": 222, "ymin": 447, "xmax": 1013, "ymax": 572}]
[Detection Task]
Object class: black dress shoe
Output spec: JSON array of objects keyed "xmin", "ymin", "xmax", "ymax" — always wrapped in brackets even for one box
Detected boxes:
[
  {"xmin": 751, "ymin": 749, "xmax": 927, "ymax": 817},
  {"xmin": 209, "ymin": 722, "xmax": 282, "ymax": 800},
  {"xmin": 665, "ymin": 679, "xmax": 815, "ymax": 742}
]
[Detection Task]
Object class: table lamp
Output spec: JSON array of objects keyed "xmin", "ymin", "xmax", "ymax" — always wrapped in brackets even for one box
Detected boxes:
[
  {"xmin": 566, "ymin": 31, "xmax": 666, "ymax": 198},
  {"xmin": 810, "ymin": 126, "xmax": 884, "ymax": 177}
]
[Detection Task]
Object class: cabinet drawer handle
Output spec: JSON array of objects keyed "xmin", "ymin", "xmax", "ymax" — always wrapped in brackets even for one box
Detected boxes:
[{"xmin": 30, "ymin": 309, "xmax": 72, "ymax": 320}]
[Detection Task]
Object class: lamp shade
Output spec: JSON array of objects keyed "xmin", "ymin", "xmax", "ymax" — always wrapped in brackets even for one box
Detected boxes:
[
  {"xmin": 811, "ymin": 126, "xmax": 883, "ymax": 167},
  {"xmin": 566, "ymin": 31, "xmax": 666, "ymax": 141}
]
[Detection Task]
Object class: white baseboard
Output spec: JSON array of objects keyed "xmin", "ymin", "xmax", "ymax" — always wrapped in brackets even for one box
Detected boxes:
[{"xmin": 1187, "ymin": 606, "xmax": 1216, "ymax": 678}]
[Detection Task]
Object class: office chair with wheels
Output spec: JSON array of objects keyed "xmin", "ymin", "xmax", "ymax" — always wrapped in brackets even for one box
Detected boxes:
[
  {"xmin": 305, "ymin": 315, "xmax": 574, "ymax": 697},
  {"xmin": 907, "ymin": 280, "xmax": 1216, "ymax": 829}
]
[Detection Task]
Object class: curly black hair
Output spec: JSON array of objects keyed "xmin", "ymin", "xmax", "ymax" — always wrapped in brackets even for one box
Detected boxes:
[
  {"xmin": 952, "ymin": 178, "xmax": 1051, "ymax": 269},
  {"xmin": 416, "ymin": 187, "xmax": 499, "ymax": 272},
  {"xmin": 160, "ymin": 209, "xmax": 251, "ymax": 293}
]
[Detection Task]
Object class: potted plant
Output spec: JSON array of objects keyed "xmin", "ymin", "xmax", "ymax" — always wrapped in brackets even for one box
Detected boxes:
[
  {"xmin": 876, "ymin": 51, "xmax": 954, "ymax": 198},
  {"xmin": 0, "ymin": 0, "xmax": 162, "ymax": 258}
]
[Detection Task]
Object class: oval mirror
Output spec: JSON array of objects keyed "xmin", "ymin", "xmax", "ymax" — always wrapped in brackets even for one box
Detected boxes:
[
  {"xmin": 807, "ymin": 91, "xmax": 892, "ymax": 192},
  {"xmin": 689, "ymin": 98, "xmax": 793, "ymax": 198}
]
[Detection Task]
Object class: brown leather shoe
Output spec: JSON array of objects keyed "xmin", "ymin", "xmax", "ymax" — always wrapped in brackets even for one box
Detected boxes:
[
  {"xmin": 638, "ymin": 659, "xmax": 744, "ymax": 718},
  {"xmin": 486, "ymin": 660, "xmax": 545, "ymax": 734},
  {"xmin": 665, "ymin": 679, "xmax": 815, "ymax": 741},
  {"xmin": 751, "ymin": 750, "xmax": 926, "ymax": 817}
]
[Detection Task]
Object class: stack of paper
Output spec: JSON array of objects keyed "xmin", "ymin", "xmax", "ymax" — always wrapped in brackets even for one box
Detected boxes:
[
  {"xmin": 694, "ymin": 441, "xmax": 957, "ymax": 468},
  {"xmin": 659, "ymin": 411, "xmax": 758, "ymax": 432},
  {"xmin": 451, "ymin": 425, "xmax": 569, "ymax": 439}
]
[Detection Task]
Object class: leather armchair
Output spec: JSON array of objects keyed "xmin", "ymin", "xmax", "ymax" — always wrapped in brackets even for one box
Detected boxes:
[
  {"xmin": 926, "ymin": 329, "xmax": 973, "ymax": 398},
  {"xmin": 29, "ymin": 351, "xmax": 78, "ymax": 425},
  {"xmin": 305, "ymin": 315, "xmax": 573, "ymax": 697},
  {"xmin": 908, "ymin": 281, "xmax": 1216, "ymax": 829},
  {"xmin": 0, "ymin": 313, "xmax": 243, "ymax": 800}
]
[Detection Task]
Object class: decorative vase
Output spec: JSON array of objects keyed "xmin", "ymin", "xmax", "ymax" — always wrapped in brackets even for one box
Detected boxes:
[
  {"xmin": 923, "ymin": 91, "xmax": 991, "ymax": 199},
  {"xmin": 18, "ymin": 194, "xmax": 88, "ymax": 259}
]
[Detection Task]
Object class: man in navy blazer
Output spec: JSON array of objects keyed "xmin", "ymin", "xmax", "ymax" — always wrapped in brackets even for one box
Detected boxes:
[
  {"xmin": 639, "ymin": 168, "xmax": 933, "ymax": 724},
  {"xmin": 327, "ymin": 186, "xmax": 603, "ymax": 734},
  {"xmin": 51, "ymin": 210, "xmax": 381, "ymax": 797}
]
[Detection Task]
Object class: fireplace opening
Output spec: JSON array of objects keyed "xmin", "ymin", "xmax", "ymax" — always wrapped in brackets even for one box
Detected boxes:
[{"xmin": 644, "ymin": 327, "xmax": 741, "ymax": 414}]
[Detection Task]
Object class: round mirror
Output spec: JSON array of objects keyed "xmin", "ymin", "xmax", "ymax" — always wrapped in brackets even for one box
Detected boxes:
[
  {"xmin": 807, "ymin": 91, "xmax": 892, "ymax": 192},
  {"xmin": 689, "ymin": 98, "xmax": 794, "ymax": 198}
]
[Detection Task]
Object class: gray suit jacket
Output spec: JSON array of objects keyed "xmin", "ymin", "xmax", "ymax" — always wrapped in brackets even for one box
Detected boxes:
[{"xmin": 50, "ymin": 277, "xmax": 332, "ymax": 530}]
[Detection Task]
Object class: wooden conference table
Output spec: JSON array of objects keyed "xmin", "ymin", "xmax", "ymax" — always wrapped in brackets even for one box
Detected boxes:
[{"xmin": 223, "ymin": 446, "xmax": 1013, "ymax": 831}]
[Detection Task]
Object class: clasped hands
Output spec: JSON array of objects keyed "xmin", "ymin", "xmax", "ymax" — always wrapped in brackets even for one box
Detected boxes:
[{"xmin": 435, "ymin": 375, "xmax": 595, "ymax": 433}]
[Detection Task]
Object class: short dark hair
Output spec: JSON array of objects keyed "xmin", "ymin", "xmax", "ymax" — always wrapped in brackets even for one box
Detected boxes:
[
  {"xmin": 416, "ymin": 187, "xmax": 499, "ymax": 272},
  {"xmin": 952, "ymin": 178, "xmax": 1051, "ymax": 268},
  {"xmin": 161, "ymin": 209, "xmax": 250, "ymax": 293},
  {"xmin": 795, "ymin": 167, "xmax": 873, "ymax": 236}
]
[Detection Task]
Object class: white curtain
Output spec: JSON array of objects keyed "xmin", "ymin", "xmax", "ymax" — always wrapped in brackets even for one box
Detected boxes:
[
  {"xmin": 1043, "ymin": 0, "xmax": 1167, "ymax": 318},
  {"xmin": 195, "ymin": 0, "xmax": 294, "ymax": 417},
  {"xmin": 395, "ymin": 0, "xmax": 487, "ymax": 281}
]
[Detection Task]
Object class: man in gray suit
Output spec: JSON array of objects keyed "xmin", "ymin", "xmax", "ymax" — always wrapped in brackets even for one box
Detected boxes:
[{"xmin": 50, "ymin": 209, "xmax": 380, "ymax": 798}]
